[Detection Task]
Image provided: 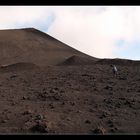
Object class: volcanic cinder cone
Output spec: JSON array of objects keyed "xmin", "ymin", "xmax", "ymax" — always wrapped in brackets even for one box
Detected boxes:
[{"xmin": 0, "ymin": 28, "xmax": 98, "ymax": 67}]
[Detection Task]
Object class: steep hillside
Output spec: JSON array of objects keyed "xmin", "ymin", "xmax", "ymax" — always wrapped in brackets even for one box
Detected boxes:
[{"xmin": 0, "ymin": 28, "xmax": 97, "ymax": 66}]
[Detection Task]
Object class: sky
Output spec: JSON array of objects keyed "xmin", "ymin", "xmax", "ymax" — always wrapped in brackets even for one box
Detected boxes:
[{"xmin": 0, "ymin": 6, "xmax": 140, "ymax": 60}]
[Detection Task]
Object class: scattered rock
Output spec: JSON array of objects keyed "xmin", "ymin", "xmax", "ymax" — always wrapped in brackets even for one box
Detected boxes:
[
  {"xmin": 42, "ymin": 91, "xmax": 48, "ymax": 94},
  {"xmin": 103, "ymin": 99, "xmax": 112, "ymax": 104},
  {"xmin": 30, "ymin": 121, "xmax": 48, "ymax": 133},
  {"xmin": 91, "ymin": 126, "xmax": 106, "ymax": 134},
  {"xmin": 131, "ymin": 99, "xmax": 136, "ymax": 102},
  {"xmin": 66, "ymin": 118, "xmax": 71, "ymax": 121},
  {"xmin": 127, "ymin": 89, "xmax": 132, "ymax": 92},
  {"xmin": 53, "ymin": 96, "xmax": 59, "ymax": 101},
  {"xmin": 109, "ymin": 92, "xmax": 113, "ymax": 95},
  {"xmin": 50, "ymin": 88, "xmax": 59, "ymax": 93},
  {"xmin": 23, "ymin": 110, "xmax": 33, "ymax": 115},
  {"xmin": 69, "ymin": 101, "xmax": 75, "ymax": 106},
  {"xmin": 61, "ymin": 102, "xmax": 65, "ymax": 105},
  {"xmin": 10, "ymin": 74, "xmax": 17, "ymax": 79},
  {"xmin": 1, "ymin": 120, "xmax": 7, "ymax": 123},
  {"xmin": 119, "ymin": 77, "xmax": 127, "ymax": 80},
  {"xmin": 107, "ymin": 120, "xmax": 114, "ymax": 127},
  {"xmin": 137, "ymin": 89, "xmax": 140, "ymax": 92},
  {"xmin": 110, "ymin": 127, "xmax": 118, "ymax": 132},
  {"xmin": 49, "ymin": 103, "xmax": 54, "ymax": 109},
  {"xmin": 119, "ymin": 97, "xmax": 126, "ymax": 100},
  {"xmin": 35, "ymin": 114, "xmax": 44, "ymax": 120},
  {"xmin": 100, "ymin": 111, "xmax": 109, "ymax": 119},
  {"xmin": 22, "ymin": 96, "xmax": 29, "ymax": 100},
  {"xmin": 85, "ymin": 120, "xmax": 91, "ymax": 124},
  {"xmin": 93, "ymin": 87, "xmax": 97, "ymax": 91},
  {"xmin": 94, "ymin": 104, "xmax": 99, "ymax": 108},
  {"xmin": 54, "ymin": 87, "xmax": 59, "ymax": 91},
  {"xmin": 50, "ymin": 89, "xmax": 55, "ymax": 93},
  {"xmin": 76, "ymin": 110, "xmax": 82, "ymax": 113},
  {"xmin": 81, "ymin": 74, "xmax": 89, "ymax": 77},
  {"xmin": 124, "ymin": 100, "xmax": 132, "ymax": 107},
  {"xmin": 115, "ymin": 102, "xmax": 121, "ymax": 108},
  {"xmin": 104, "ymin": 85, "xmax": 113, "ymax": 90},
  {"xmin": 60, "ymin": 90, "xmax": 65, "ymax": 93},
  {"xmin": 11, "ymin": 102, "xmax": 16, "ymax": 106},
  {"xmin": 89, "ymin": 108, "xmax": 94, "ymax": 113},
  {"xmin": 136, "ymin": 78, "xmax": 140, "ymax": 81}
]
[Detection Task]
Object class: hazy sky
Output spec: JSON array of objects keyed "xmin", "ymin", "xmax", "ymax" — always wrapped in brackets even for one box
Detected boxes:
[{"xmin": 0, "ymin": 6, "xmax": 140, "ymax": 60}]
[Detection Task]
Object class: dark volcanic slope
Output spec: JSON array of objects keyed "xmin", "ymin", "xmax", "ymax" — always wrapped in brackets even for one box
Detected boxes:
[
  {"xmin": 0, "ymin": 28, "xmax": 140, "ymax": 134},
  {"xmin": 0, "ymin": 62, "xmax": 39, "ymax": 73},
  {"xmin": 58, "ymin": 55, "xmax": 96, "ymax": 66},
  {"xmin": 96, "ymin": 58, "xmax": 140, "ymax": 66},
  {"xmin": 0, "ymin": 28, "xmax": 97, "ymax": 66},
  {"xmin": 0, "ymin": 64, "xmax": 140, "ymax": 134}
]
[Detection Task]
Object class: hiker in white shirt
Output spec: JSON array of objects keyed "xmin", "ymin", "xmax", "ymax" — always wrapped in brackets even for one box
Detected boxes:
[{"xmin": 111, "ymin": 65, "xmax": 118, "ymax": 77}]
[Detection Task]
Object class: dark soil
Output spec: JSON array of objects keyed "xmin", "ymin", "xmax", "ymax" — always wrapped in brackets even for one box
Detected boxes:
[{"xmin": 0, "ymin": 63, "xmax": 139, "ymax": 134}]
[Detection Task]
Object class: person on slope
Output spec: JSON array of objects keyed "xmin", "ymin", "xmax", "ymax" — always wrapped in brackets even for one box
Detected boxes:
[{"xmin": 111, "ymin": 64, "xmax": 118, "ymax": 77}]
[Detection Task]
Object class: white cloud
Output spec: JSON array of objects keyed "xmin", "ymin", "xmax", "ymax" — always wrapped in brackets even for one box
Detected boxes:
[
  {"xmin": 0, "ymin": 6, "xmax": 51, "ymax": 29},
  {"xmin": 47, "ymin": 6, "xmax": 140, "ymax": 59}
]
